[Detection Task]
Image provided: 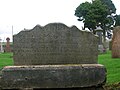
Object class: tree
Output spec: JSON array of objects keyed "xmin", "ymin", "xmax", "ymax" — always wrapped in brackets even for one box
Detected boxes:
[
  {"xmin": 75, "ymin": 0, "xmax": 109, "ymax": 34},
  {"xmin": 75, "ymin": 0, "xmax": 116, "ymax": 41},
  {"xmin": 115, "ymin": 15, "xmax": 120, "ymax": 26},
  {"xmin": 99, "ymin": 0, "xmax": 116, "ymax": 40},
  {"xmin": 99, "ymin": 0, "xmax": 116, "ymax": 14}
]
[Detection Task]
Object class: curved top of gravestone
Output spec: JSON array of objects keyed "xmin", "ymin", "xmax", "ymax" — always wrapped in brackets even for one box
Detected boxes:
[
  {"xmin": 13, "ymin": 23, "xmax": 98, "ymax": 65},
  {"xmin": 44, "ymin": 23, "xmax": 69, "ymax": 28}
]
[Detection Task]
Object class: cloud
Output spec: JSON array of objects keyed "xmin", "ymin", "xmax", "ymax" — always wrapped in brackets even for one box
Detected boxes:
[{"xmin": 0, "ymin": 0, "xmax": 119, "ymax": 42}]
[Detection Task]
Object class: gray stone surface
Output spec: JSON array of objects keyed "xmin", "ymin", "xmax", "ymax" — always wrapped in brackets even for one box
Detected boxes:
[
  {"xmin": 13, "ymin": 23, "xmax": 98, "ymax": 65},
  {"xmin": 1, "ymin": 64, "xmax": 106, "ymax": 89},
  {"xmin": 0, "ymin": 23, "xmax": 106, "ymax": 89},
  {"xmin": 98, "ymin": 45, "xmax": 105, "ymax": 54}
]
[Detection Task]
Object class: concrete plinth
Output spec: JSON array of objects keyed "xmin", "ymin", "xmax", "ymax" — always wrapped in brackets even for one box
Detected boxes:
[{"xmin": 0, "ymin": 64, "xmax": 106, "ymax": 89}]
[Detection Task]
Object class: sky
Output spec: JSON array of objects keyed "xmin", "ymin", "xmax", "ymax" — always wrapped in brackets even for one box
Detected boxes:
[{"xmin": 0, "ymin": 0, "xmax": 119, "ymax": 42}]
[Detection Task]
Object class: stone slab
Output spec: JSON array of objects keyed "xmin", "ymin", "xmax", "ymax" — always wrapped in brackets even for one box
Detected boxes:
[
  {"xmin": 0, "ymin": 64, "xmax": 106, "ymax": 89},
  {"xmin": 13, "ymin": 23, "xmax": 98, "ymax": 65},
  {"xmin": 112, "ymin": 26, "xmax": 120, "ymax": 58}
]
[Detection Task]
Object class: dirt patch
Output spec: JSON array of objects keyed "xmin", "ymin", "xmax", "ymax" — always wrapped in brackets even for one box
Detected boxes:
[{"xmin": 103, "ymin": 83, "xmax": 120, "ymax": 90}]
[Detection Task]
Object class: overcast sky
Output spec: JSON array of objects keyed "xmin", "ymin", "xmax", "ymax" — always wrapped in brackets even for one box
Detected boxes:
[{"xmin": 0, "ymin": 0, "xmax": 119, "ymax": 42}]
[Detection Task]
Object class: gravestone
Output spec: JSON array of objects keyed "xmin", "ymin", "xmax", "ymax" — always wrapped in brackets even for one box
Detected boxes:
[
  {"xmin": 0, "ymin": 38, "xmax": 4, "ymax": 53},
  {"xmin": 5, "ymin": 37, "xmax": 11, "ymax": 52},
  {"xmin": 112, "ymin": 26, "xmax": 120, "ymax": 58},
  {"xmin": 0, "ymin": 23, "xmax": 106, "ymax": 90},
  {"xmin": 95, "ymin": 27, "xmax": 105, "ymax": 54},
  {"xmin": 13, "ymin": 23, "xmax": 98, "ymax": 65}
]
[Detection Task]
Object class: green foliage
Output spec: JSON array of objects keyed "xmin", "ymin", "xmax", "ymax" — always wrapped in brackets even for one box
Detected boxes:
[
  {"xmin": 75, "ymin": 0, "xmax": 116, "ymax": 40},
  {"xmin": 99, "ymin": 0, "xmax": 116, "ymax": 14},
  {"xmin": 99, "ymin": 0, "xmax": 116, "ymax": 32},
  {"xmin": 75, "ymin": 0, "xmax": 109, "ymax": 34},
  {"xmin": 75, "ymin": 2, "xmax": 91, "ymax": 21},
  {"xmin": 115, "ymin": 14, "xmax": 120, "ymax": 26},
  {"xmin": 98, "ymin": 51, "xmax": 120, "ymax": 84}
]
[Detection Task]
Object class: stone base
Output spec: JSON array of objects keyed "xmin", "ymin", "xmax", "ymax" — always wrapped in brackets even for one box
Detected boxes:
[
  {"xmin": 98, "ymin": 45, "xmax": 106, "ymax": 54},
  {"xmin": 0, "ymin": 64, "xmax": 106, "ymax": 89}
]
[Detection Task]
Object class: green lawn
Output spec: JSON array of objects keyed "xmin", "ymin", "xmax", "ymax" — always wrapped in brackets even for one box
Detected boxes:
[
  {"xmin": 0, "ymin": 53, "xmax": 13, "ymax": 70},
  {"xmin": 0, "ymin": 51, "xmax": 120, "ymax": 85},
  {"xmin": 98, "ymin": 51, "xmax": 120, "ymax": 84}
]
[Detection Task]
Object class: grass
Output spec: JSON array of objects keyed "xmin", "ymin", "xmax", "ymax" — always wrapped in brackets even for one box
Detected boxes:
[
  {"xmin": 0, "ymin": 53, "xmax": 13, "ymax": 70},
  {"xmin": 0, "ymin": 51, "xmax": 120, "ymax": 85},
  {"xmin": 98, "ymin": 51, "xmax": 120, "ymax": 84}
]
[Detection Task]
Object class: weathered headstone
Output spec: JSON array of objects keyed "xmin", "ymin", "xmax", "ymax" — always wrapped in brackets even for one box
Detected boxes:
[
  {"xmin": 112, "ymin": 26, "xmax": 120, "ymax": 58},
  {"xmin": 0, "ymin": 23, "xmax": 106, "ymax": 90},
  {"xmin": 13, "ymin": 23, "xmax": 98, "ymax": 65}
]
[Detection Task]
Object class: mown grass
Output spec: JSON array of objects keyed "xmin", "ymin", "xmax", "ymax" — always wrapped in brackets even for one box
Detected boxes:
[
  {"xmin": 98, "ymin": 51, "xmax": 120, "ymax": 84},
  {"xmin": 0, "ymin": 51, "xmax": 120, "ymax": 85},
  {"xmin": 0, "ymin": 53, "xmax": 13, "ymax": 70}
]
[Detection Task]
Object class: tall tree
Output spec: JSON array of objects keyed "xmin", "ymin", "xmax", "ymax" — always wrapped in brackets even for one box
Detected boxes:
[
  {"xmin": 99, "ymin": 0, "xmax": 116, "ymax": 14},
  {"xmin": 75, "ymin": 0, "xmax": 116, "ymax": 41},
  {"xmin": 75, "ymin": 0, "xmax": 117, "ymax": 52},
  {"xmin": 75, "ymin": 0, "xmax": 109, "ymax": 34}
]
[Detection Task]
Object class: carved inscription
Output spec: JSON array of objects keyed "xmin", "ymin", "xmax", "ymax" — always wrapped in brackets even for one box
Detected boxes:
[{"xmin": 13, "ymin": 23, "xmax": 98, "ymax": 65}]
